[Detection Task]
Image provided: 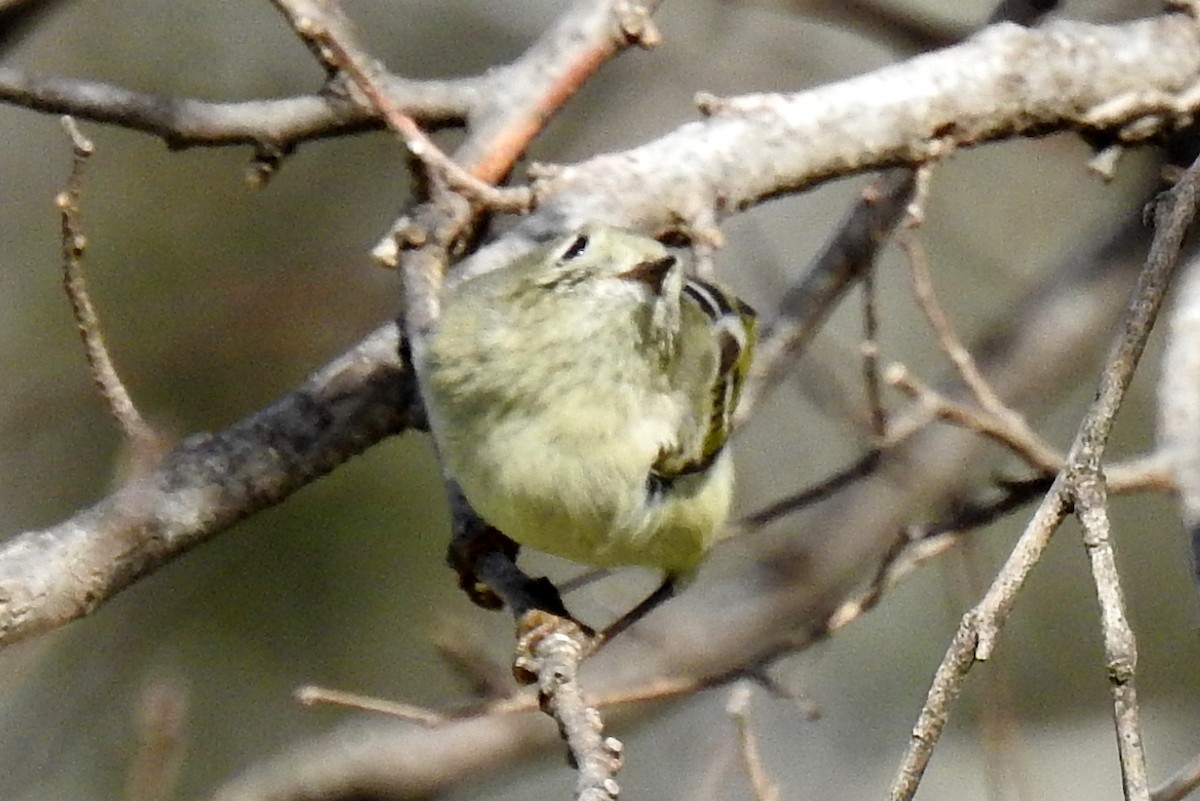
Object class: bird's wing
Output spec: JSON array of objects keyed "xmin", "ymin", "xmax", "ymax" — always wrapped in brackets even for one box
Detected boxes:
[{"xmin": 652, "ymin": 278, "xmax": 756, "ymax": 481}]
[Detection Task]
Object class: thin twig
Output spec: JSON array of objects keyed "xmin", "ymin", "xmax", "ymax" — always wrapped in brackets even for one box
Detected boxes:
[
  {"xmin": 455, "ymin": 0, "xmax": 663, "ymax": 185},
  {"xmin": 950, "ymin": 538, "xmax": 1030, "ymax": 801},
  {"xmin": 887, "ymin": 363, "xmax": 1061, "ymax": 474},
  {"xmin": 901, "ymin": 232, "xmax": 1006, "ymax": 410},
  {"xmin": 1105, "ymin": 452, "xmax": 1175, "ymax": 494},
  {"xmin": 57, "ymin": 116, "xmax": 161, "ymax": 456},
  {"xmin": 431, "ymin": 618, "xmax": 516, "ymax": 701},
  {"xmin": 737, "ymin": 449, "xmax": 883, "ymax": 530},
  {"xmin": 1152, "ymin": 749, "xmax": 1200, "ymax": 801},
  {"xmin": 373, "ymin": 0, "xmax": 666, "ymax": 266},
  {"xmin": 1072, "ymin": 464, "xmax": 1149, "ymax": 799},
  {"xmin": 919, "ymin": 476, "xmax": 1054, "ymax": 538},
  {"xmin": 903, "ymin": 161, "xmax": 938, "ymax": 226},
  {"xmin": 894, "ymin": 359, "xmax": 1166, "ymax": 494},
  {"xmin": 295, "ymin": 685, "xmax": 445, "ymax": 727},
  {"xmin": 824, "ymin": 531, "xmax": 959, "ymax": 634},
  {"xmin": 898, "ymin": 233, "xmax": 1055, "ymax": 465},
  {"xmin": 686, "ymin": 730, "xmax": 738, "ymax": 801},
  {"xmin": 515, "ymin": 612, "xmax": 622, "ymax": 801},
  {"xmin": 739, "ymin": 170, "xmax": 916, "ymax": 421},
  {"xmin": 125, "ymin": 675, "xmax": 188, "ymax": 801},
  {"xmin": 888, "ymin": 153, "xmax": 1200, "ymax": 801},
  {"xmin": 888, "ymin": 485, "xmax": 1071, "ymax": 801},
  {"xmin": 729, "ymin": 390, "xmax": 1168, "ymax": 538},
  {"xmin": 274, "ymin": 3, "xmax": 531, "ymax": 213},
  {"xmin": 823, "ymin": 475, "xmax": 1057, "ymax": 634},
  {"xmin": 300, "ymin": 669, "xmax": 757, "ymax": 728},
  {"xmin": 483, "ymin": 672, "xmax": 731, "ymax": 718},
  {"xmin": 861, "ymin": 269, "xmax": 888, "ymax": 438},
  {"xmin": 726, "ymin": 685, "xmax": 780, "ymax": 801},
  {"xmin": 748, "ymin": 478, "xmax": 1052, "ymax": 671},
  {"xmin": 315, "ymin": 31, "xmax": 531, "ymax": 213}
]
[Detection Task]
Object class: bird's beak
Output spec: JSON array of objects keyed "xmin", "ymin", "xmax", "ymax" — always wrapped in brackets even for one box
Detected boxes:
[{"xmin": 618, "ymin": 255, "xmax": 676, "ymax": 294}]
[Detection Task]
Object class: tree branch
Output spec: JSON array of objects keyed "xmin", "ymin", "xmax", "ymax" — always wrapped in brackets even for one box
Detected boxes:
[
  {"xmin": 520, "ymin": 14, "xmax": 1200, "ymax": 242},
  {"xmin": 0, "ymin": 65, "xmax": 477, "ymax": 151},
  {"xmin": 0, "ymin": 325, "xmax": 418, "ymax": 646},
  {"xmin": 888, "ymin": 152, "xmax": 1200, "ymax": 801},
  {"xmin": 515, "ymin": 614, "xmax": 623, "ymax": 801},
  {"xmin": 270, "ymin": 0, "xmax": 533, "ymax": 212},
  {"xmin": 56, "ymin": 116, "xmax": 164, "ymax": 459}
]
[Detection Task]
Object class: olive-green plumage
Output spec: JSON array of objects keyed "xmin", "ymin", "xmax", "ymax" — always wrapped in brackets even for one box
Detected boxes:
[{"xmin": 424, "ymin": 225, "xmax": 755, "ymax": 578}]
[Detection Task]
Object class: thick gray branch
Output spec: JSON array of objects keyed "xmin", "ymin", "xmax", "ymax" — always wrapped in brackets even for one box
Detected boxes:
[
  {"xmin": 0, "ymin": 327, "xmax": 417, "ymax": 645},
  {"xmin": 523, "ymin": 14, "xmax": 1200, "ymax": 239},
  {"xmin": 0, "ymin": 67, "xmax": 477, "ymax": 149}
]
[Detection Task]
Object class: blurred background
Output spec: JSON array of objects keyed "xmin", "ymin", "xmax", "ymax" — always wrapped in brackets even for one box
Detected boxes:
[{"xmin": 1, "ymin": 0, "xmax": 1197, "ymax": 799}]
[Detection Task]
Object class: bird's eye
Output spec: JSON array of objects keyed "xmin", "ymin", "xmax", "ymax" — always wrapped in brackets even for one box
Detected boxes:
[{"xmin": 560, "ymin": 233, "xmax": 589, "ymax": 262}]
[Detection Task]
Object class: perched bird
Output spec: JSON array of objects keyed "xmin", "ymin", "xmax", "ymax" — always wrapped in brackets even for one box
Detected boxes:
[{"xmin": 423, "ymin": 224, "xmax": 756, "ymax": 628}]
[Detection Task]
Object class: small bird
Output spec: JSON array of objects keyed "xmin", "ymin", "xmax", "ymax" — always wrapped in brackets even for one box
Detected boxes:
[{"xmin": 423, "ymin": 224, "xmax": 756, "ymax": 630}]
